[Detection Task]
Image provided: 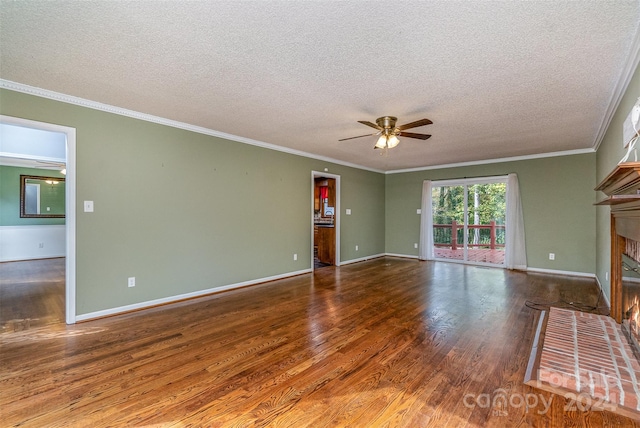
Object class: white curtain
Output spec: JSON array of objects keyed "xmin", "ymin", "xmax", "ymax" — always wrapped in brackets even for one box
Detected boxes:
[
  {"xmin": 505, "ymin": 173, "xmax": 527, "ymax": 270},
  {"xmin": 419, "ymin": 180, "xmax": 434, "ymax": 260}
]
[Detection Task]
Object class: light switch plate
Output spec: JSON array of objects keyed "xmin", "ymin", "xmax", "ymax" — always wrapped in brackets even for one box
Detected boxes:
[
  {"xmin": 346, "ymin": 209, "xmax": 351, "ymax": 215},
  {"xmin": 417, "ymin": 209, "xmax": 422, "ymax": 214},
  {"xmin": 84, "ymin": 201, "xmax": 94, "ymax": 212}
]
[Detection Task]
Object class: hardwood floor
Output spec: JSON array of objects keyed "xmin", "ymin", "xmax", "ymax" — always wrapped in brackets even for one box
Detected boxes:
[
  {"xmin": 1, "ymin": 257, "xmax": 635, "ymax": 427},
  {"xmin": 0, "ymin": 258, "xmax": 65, "ymax": 332}
]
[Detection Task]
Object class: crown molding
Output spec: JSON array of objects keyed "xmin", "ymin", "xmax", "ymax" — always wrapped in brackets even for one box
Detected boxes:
[
  {"xmin": 593, "ymin": 20, "xmax": 640, "ymax": 152},
  {"xmin": 0, "ymin": 79, "xmax": 385, "ymax": 174},
  {"xmin": 0, "ymin": 79, "xmax": 606, "ymax": 176},
  {"xmin": 385, "ymin": 147, "xmax": 595, "ymax": 174}
]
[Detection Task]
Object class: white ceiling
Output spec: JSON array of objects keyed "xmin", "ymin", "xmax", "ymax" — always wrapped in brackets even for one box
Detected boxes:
[{"xmin": 1, "ymin": 1, "xmax": 639, "ymax": 172}]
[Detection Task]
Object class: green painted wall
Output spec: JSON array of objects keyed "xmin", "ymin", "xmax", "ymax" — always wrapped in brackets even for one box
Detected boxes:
[
  {"xmin": 0, "ymin": 89, "xmax": 385, "ymax": 316},
  {"xmin": 8, "ymin": 67, "xmax": 634, "ymax": 317},
  {"xmin": 596, "ymin": 62, "xmax": 640, "ymax": 303},
  {"xmin": 385, "ymin": 153, "xmax": 597, "ymax": 274},
  {"xmin": 0, "ymin": 165, "xmax": 66, "ymax": 226}
]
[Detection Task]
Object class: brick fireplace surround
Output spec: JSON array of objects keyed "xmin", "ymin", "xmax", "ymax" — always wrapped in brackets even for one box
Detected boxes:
[
  {"xmin": 526, "ymin": 308, "xmax": 640, "ymax": 419},
  {"xmin": 596, "ymin": 162, "xmax": 640, "ymax": 358},
  {"xmin": 525, "ymin": 163, "xmax": 640, "ymax": 420}
]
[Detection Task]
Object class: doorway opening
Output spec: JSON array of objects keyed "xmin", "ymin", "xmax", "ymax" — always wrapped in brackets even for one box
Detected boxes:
[
  {"xmin": 0, "ymin": 115, "xmax": 76, "ymax": 324},
  {"xmin": 311, "ymin": 171, "xmax": 340, "ymax": 270}
]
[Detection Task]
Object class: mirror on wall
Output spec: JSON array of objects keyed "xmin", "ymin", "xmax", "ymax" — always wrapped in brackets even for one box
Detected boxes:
[{"xmin": 20, "ymin": 175, "xmax": 65, "ymax": 218}]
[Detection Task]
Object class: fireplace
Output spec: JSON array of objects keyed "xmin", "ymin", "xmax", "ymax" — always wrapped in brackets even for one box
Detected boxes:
[
  {"xmin": 622, "ymin": 245, "xmax": 640, "ymax": 361},
  {"xmin": 596, "ymin": 162, "xmax": 640, "ymax": 358}
]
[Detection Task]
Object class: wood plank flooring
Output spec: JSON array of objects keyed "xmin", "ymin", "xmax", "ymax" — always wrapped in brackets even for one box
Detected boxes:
[
  {"xmin": 1, "ymin": 257, "xmax": 635, "ymax": 427},
  {"xmin": 0, "ymin": 258, "xmax": 65, "ymax": 332}
]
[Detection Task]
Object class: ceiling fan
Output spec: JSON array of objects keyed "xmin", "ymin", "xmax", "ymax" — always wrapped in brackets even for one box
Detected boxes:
[{"xmin": 339, "ymin": 116, "xmax": 433, "ymax": 149}]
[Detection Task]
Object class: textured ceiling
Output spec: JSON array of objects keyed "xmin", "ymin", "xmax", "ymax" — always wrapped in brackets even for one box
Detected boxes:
[{"xmin": 1, "ymin": 1, "xmax": 639, "ymax": 172}]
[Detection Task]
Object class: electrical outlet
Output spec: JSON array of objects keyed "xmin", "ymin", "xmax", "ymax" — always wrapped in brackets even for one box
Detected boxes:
[
  {"xmin": 606, "ymin": 272, "xmax": 609, "ymax": 281},
  {"xmin": 549, "ymin": 253, "xmax": 555, "ymax": 261},
  {"xmin": 38, "ymin": 243, "xmax": 44, "ymax": 248},
  {"xmin": 128, "ymin": 277, "xmax": 136, "ymax": 287},
  {"xmin": 293, "ymin": 253, "xmax": 297, "ymax": 261},
  {"xmin": 414, "ymin": 243, "xmax": 418, "ymax": 249},
  {"xmin": 355, "ymin": 245, "xmax": 359, "ymax": 251}
]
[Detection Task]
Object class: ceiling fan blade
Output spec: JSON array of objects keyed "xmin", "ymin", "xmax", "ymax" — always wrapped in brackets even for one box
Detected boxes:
[
  {"xmin": 338, "ymin": 132, "xmax": 378, "ymax": 141},
  {"xmin": 357, "ymin": 121, "xmax": 383, "ymax": 130},
  {"xmin": 398, "ymin": 131, "xmax": 432, "ymax": 140},
  {"xmin": 397, "ymin": 118, "xmax": 433, "ymax": 131}
]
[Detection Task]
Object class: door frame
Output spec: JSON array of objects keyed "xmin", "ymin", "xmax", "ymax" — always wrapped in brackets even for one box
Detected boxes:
[
  {"xmin": 311, "ymin": 171, "xmax": 340, "ymax": 269},
  {"xmin": 1, "ymin": 115, "xmax": 77, "ymax": 324}
]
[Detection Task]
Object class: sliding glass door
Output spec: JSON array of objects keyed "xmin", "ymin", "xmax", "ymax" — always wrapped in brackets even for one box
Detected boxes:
[
  {"xmin": 431, "ymin": 178, "xmax": 506, "ymax": 266},
  {"xmin": 432, "ymin": 184, "xmax": 465, "ymax": 261}
]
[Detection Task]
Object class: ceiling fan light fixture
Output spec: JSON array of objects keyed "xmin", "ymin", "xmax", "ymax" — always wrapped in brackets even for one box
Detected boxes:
[
  {"xmin": 375, "ymin": 135, "xmax": 388, "ymax": 149},
  {"xmin": 387, "ymin": 134, "xmax": 400, "ymax": 148},
  {"xmin": 341, "ymin": 116, "xmax": 432, "ymax": 149},
  {"xmin": 375, "ymin": 133, "xmax": 400, "ymax": 149}
]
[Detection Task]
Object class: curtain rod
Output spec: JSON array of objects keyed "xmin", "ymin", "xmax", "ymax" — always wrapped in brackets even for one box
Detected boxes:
[{"xmin": 427, "ymin": 173, "xmax": 512, "ymax": 182}]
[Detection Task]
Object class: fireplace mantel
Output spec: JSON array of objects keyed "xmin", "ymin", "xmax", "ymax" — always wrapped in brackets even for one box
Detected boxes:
[
  {"xmin": 596, "ymin": 162, "xmax": 640, "ymax": 199},
  {"xmin": 596, "ymin": 162, "xmax": 640, "ymax": 323}
]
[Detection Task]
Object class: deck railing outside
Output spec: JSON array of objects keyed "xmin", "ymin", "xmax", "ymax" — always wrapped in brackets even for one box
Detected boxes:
[{"xmin": 433, "ymin": 220, "xmax": 505, "ymax": 250}]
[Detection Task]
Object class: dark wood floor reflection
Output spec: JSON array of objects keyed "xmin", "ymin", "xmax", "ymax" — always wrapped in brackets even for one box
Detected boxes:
[
  {"xmin": 0, "ymin": 257, "xmax": 65, "ymax": 332},
  {"xmin": 1, "ymin": 257, "xmax": 633, "ymax": 427}
]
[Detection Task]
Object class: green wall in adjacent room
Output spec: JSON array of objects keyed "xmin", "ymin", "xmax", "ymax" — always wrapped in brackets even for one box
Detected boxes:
[
  {"xmin": 0, "ymin": 165, "xmax": 66, "ymax": 226},
  {"xmin": 595, "ymin": 61, "xmax": 640, "ymax": 303},
  {"xmin": 385, "ymin": 153, "xmax": 597, "ymax": 274},
  {"xmin": 0, "ymin": 88, "xmax": 385, "ymax": 316}
]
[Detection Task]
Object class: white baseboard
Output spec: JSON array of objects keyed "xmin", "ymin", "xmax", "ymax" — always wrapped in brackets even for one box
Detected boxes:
[
  {"xmin": 76, "ymin": 268, "xmax": 312, "ymax": 322},
  {"xmin": 384, "ymin": 253, "xmax": 420, "ymax": 259},
  {"xmin": 340, "ymin": 253, "xmax": 386, "ymax": 265},
  {"xmin": 526, "ymin": 267, "xmax": 596, "ymax": 279},
  {"xmin": 378, "ymin": 257, "xmax": 598, "ymax": 281}
]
